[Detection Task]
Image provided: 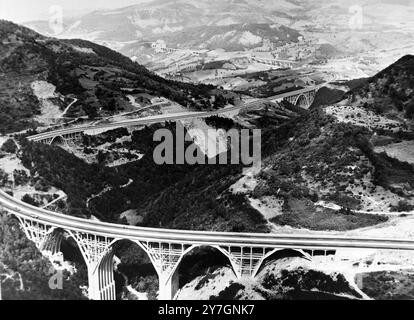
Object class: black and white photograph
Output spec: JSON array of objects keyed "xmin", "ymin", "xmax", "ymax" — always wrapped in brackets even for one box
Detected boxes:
[{"xmin": 0, "ymin": 0, "xmax": 414, "ymax": 308}]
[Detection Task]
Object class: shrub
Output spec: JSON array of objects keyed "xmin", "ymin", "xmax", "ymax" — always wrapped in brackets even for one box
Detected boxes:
[
  {"xmin": 0, "ymin": 169, "xmax": 9, "ymax": 187},
  {"xmin": 21, "ymin": 194, "xmax": 40, "ymax": 206},
  {"xmin": 1, "ymin": 139, "xmax": 18, "ymax": 154},
  {"xmin": 390, "ymin": 200, "xmax": 414, "ymax": 212},
  {"xmin": 13, "ymin": 170, "xmax": 30, "ymax": 186}
]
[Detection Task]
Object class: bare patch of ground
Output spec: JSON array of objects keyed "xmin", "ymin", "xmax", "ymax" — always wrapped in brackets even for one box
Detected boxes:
[
  {"xmin": 325, "ymin": 105, "xmax": 404, "ymax": 132},
  {"xmin": 374, "ymin": 140, "xmax": 414, "ymax": 165},
  {"xmin": 31, "ymin": 81, "xmax": 64, "ymax": 125}
]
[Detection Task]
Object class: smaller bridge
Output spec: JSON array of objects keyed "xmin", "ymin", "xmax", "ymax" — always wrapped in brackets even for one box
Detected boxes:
[
  {"xmin": 27, "ymin": 105, "xmax": 242, "ymax": 146},
  {"xmin": 27, "ymin": 86, "xmax": 320, "ymax": 146},
  {"xmin": 268, "ymin": 86, "xmax": 318, "ymax": 110},
  {"xmin": 251, "ymin": 57, "xmax": 296, "ymax": 68}
]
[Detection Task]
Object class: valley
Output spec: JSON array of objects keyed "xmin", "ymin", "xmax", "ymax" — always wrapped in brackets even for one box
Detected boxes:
[{"xmin": 1, "ymin": 0, "xmax": 414, "ymax": 302}]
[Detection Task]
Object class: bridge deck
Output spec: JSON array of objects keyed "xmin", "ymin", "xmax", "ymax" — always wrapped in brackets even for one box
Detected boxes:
[
  {"xmin": 267, "ymin": 86, "xmax": 318, "ymax": 101},
  {"xmin": 1, "ymin": 190, "xmax": 414, "ymax": 251},
  {"xmin": 27, "ymin": 87, "xmax": 319, "ymax": 143}
]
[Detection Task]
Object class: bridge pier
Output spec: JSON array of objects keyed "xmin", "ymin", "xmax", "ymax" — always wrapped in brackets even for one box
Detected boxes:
[
  {"xmin": 87, "ymin": 249, "xmax": 116, "ymax": 300},
  {"xmin": 68, "ymin": 231, "xmax": 116, "ymax": 300},
  {"xmin": 145, "ymin": 245, "xmax": 314, "ymax": 300},
  {"xmin": 139, "ymin": 241, "xmax": 192, "ymax": 300},
  {"xmin": 158, "ymin": 270, "xmax": 180, "ymax": 300},
  {"xmin": 15, "ymin": 218, "xmax": 317, "ymax": 301}
]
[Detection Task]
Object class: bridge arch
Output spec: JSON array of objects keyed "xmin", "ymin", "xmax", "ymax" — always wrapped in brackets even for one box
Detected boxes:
[
  {"xmin": 253, "ymin": 248, "xmax": 311, "ymax": 278},
  {"xmin": 49, "ymin": 135, "xmax": 66, "ymax": 146},
  {"xmin": 40, "ymin": 227, "xmax": 65, "ymax": 256},
  {"xmin": 65, "ymin": 230, "xmax": 94, "ymax": 266},
  {"xmin": 64, "ymin": 230, "xmax": 117, "ymax": 299},
  {"xmin": 110, "ymin": 239, "xmax": 161, "ymax": 299},
  {"xmin": 169, "ymin": 245, "xmax": 240, "ymax": 281},
  {"xmin": 168, "ymin": 245, "xmax": 240, "ymax": 299},
  {"xmin": 295, "ymin": 94, "xmax": 310, "ymax": 109},
  {"xmin": 111, "ymin": 239, "xmax": 159, "ymax": 275},
  {"xmin": 15, "ymin": 217, "xmax": 62, "ymax": 256},
  {"xmin": 108, "ymin": 241, "xmax": 245, "ymax": 300}
]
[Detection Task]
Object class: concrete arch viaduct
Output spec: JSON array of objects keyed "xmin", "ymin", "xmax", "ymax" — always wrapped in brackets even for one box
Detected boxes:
[
  {"xmin": 27, "ymin": 87, "xmax": 319, "ymax": 146},
  {"xmin": 0, "ymin": 85, "xmax": 356, "ymax": 300},
  {"xmin": 2, "ymin": 190, "xmax": 414, "ymax": 300}
]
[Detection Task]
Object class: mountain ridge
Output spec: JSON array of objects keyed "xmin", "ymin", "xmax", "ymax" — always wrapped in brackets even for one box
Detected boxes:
[{"xmin": 0, "ymin": 20, "xmax": 231, "ymax": 134}]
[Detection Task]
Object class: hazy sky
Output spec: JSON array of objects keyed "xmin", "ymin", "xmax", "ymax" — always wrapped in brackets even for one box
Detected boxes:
[
  {"xmin": 2, "ymin": 0, "xmax": 414, "ymax": 23},
  {"xmin": 0, "ymin": 0, "xmax": 148, "ymax": 22}
]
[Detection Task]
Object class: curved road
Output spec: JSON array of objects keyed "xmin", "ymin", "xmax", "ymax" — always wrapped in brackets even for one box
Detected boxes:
[
  {"xmin": 27, "ymin": 84, "xmax": 326, "ymax": 143},
  {"xmin": 1, "ymin": 189, "xmax": 414, "ymax": 251},
  {"xmin": 14, "ymin": 83, "xmax": 414, "ymax": 252},
  {"xmin": 27, "ymin": 104, "xmax": 243, "ymax": 143}
]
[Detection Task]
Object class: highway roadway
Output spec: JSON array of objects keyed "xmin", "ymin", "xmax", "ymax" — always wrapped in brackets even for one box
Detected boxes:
[
  {"xmin": 1, "ymin": 189, "xmax": 414, "ymax": 252},
  {"xmin": 28, "ymin": 78, "xmax": 341, "ymax": 143},
  {"xmin": 19, "ymin": 82, "xmax": 413, "ymax": 253},
  {"xmin": 27, "ymin": 104, "xmax": 244, "ymax": 142},
  {"xmin": 27, "ymin": 85, "xmax": 320, "ymax": 143},
  {"xmin": 267, "ymin": 86, "xmax": 319, "ymax": 101}
]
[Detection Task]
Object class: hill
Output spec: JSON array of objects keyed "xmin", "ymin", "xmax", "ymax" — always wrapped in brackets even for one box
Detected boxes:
[
  {"xmin": 0, "ymin": 20, "xmax": 229, "ymax": 134},
  {"xmin": 3, "ymin": 22, "xmax": 413, "ymax": 234},
  {"xmin": 347, "ymin": 55, "xmax": 414, "ymax": 120},
  {"xmin": 123, "ymin": 23, "xmax": 301, "ymax": 53},
  {"xmin": 25, "ymin": 0, "xmax": 304, "ymax": 44},
  {"xmin": 229, "ymin": 56, "xmax": 414, "ymax": 230},
  {"xmin": 10, "ymin": 56, "xmax": 414, "ymax": 233}
]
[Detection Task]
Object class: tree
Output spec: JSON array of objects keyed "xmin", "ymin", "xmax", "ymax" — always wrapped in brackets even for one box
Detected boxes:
[
  {"xmin": 0, "ymin": 214, "xmax": 87, "ymax": 300},
  {"xmin": 405, "ymin": 98, "xmax": 414, "ymax": 119},
  {"xmin": 97, "ymin": 150, "xmax": 106, "ymax": 164},
  {"xmin": 13, "ymin": 170, "xmax": 29, "ymax": 186},
  {"xmin": 0, "ymin": 169, "xmax": 9, "ymax": 188},
  {"xmin": 213, "ymin": 95, "xmax": 227, "ymax": 109},
  {"xmin": 21, "ymin": 194, "xmax": 39, "ymax": 206},
  {"xmin": 1, "ymin": 139, "xmax": 18, "ymax": 154}
]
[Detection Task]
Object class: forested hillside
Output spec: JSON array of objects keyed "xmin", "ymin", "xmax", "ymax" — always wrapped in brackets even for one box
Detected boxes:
[
  {"xmin": 0, "ymin": 20, "xmax": 233, "ymax": 134},
  {"xmin": 348, "ymin": 55, "xmax": 414, "ymax": 120},
  {"xmin": 0, "ymin": 214, "xmax": 86, "ymax": 300}
]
